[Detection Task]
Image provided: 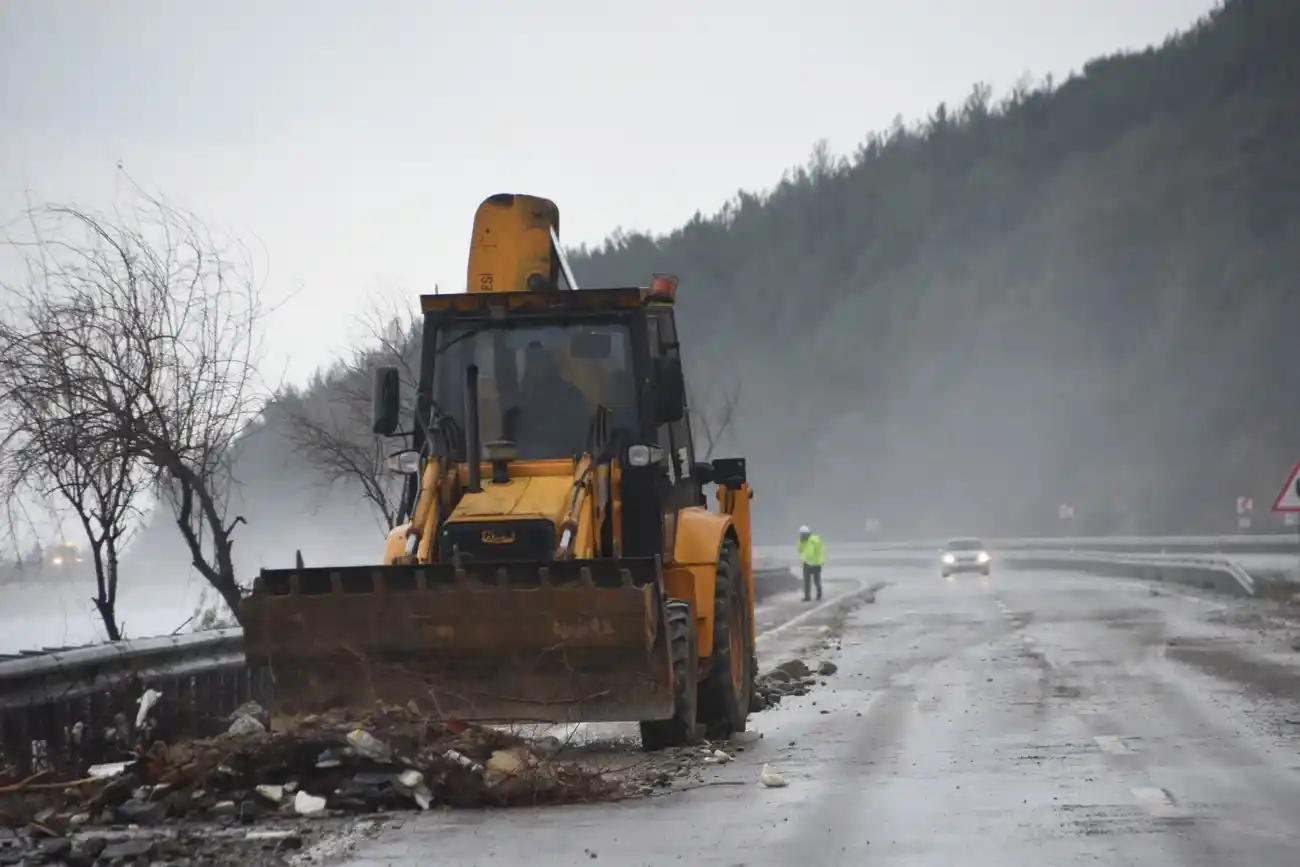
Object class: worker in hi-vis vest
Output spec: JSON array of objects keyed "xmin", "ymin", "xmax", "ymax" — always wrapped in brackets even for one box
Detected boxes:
[{"xmin": 797, "ymin": 525, "xmax": 825, "ymax": 602}]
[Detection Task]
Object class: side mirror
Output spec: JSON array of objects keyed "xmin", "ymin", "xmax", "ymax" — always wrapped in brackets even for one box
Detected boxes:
[
  {"xmin": 372, "ymin": 366, "xmax": 401, "ymax": 435},
  {"xmin": 653, "ymin": 357, "xmax": 685, "ymax": 424}
]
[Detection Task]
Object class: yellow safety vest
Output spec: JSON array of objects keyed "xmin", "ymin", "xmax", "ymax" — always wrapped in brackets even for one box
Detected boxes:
[{"xmin": 797, "ymin": 535, "xmax": 825, "ymax": 566}]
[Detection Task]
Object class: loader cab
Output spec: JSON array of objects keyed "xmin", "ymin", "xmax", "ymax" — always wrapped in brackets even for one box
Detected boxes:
[{"xmin": 379, "ymin": 286, "xmax": 698, "ymax": 563}]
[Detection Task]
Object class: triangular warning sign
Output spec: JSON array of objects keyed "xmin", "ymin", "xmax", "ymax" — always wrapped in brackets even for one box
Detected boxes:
[{"xmin": 1272, "ymin": 461, "xmax": 1300, "ymax": 512}]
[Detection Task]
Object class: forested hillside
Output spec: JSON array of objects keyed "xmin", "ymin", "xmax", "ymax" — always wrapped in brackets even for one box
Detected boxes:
[
  {"xmin": 571, "ymin": 0, "xmax": 1300, "ymax": 539},
  {"xmin": 121, "ymin": 0, "xmax": 1300, "ymax": 585}
]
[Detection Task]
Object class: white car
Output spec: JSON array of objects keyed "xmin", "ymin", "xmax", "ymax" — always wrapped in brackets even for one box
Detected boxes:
[{"xmin": 941, "ymin": 537, "xmax": 991, "ymax": 577}]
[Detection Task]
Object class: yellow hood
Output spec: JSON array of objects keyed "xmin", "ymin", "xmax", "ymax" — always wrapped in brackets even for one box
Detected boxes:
[{"xmin": 448, "ymin": 474, "xmax": 575, "ymax": 525}]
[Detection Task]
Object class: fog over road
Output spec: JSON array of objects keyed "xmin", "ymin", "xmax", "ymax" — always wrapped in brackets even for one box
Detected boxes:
[{"xmin": 328, "ymin": 565, "xmax": 1300, "ymax": 867}]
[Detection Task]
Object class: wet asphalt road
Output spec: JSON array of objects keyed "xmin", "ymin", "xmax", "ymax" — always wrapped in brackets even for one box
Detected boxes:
[{"xmin": 329, "ymin": 566, "xmax": 1300, "ymax": 867}]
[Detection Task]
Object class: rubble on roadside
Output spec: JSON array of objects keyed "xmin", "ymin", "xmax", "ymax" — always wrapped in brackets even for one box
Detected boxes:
[
  {"xmin": 0, "ymin": 701, "xmax": 646, "ymax": 864},
  {"xmin": 750, "ymin": 656, "xmax": 841, "ymax": 711}
]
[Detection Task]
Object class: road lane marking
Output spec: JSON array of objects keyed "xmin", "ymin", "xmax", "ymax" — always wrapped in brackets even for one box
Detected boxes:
[
  {"xmin": 756, "ymin": 578, "xmax": 871, "ymax": 646},
  {"xmin": 1095, "ymin": 735, "xmax": 1132, "ymax": 755}
]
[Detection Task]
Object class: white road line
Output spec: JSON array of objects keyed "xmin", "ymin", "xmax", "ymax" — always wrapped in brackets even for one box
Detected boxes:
[
  {"xmin": 1094, "ymin": 735, "xmax": 1132, "ymax": 755},
  {"xmin": 1132, "ymin": 786, "xmax": 1183, "ymax": 818},
  {"xmin": 755, "ymin": 578, "xmax": 870, "ymax": 646}
]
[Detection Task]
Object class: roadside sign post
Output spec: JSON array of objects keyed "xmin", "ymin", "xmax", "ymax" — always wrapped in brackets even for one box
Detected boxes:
[
  {"xmin": 1270, "ymin": 461, "xmax": 1300, "ymax": 515},
  {"xmin": 1236, "ymin": 496, "xmax": 1253, "ymax": 530}
]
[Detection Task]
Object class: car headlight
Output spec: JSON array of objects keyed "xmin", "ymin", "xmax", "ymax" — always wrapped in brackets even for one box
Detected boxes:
[
  {"xmin": 977, "ymin": 551, "xmax": 990, "ymax": 564},
  {"xmin": 941, "ymin": 553, "xmax": 955, "ymax": 565},
  {"xmin": 51, "ymin": 556, "xmax": 63, "ymax": 565}
]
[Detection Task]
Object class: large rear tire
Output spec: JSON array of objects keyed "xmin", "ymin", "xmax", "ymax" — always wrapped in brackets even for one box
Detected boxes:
[
  {"xmin": 698, "ymin": 538, "xmax": 755, "ymax": 739},
  {"xmin": 639, "ymin": 599, "xmax": 700, "ymax": 751}
]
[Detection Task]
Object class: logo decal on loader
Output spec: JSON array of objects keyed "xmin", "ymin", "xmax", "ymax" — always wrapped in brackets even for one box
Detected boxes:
[{"xmin": 481, "ymin": 529, "xmax": 516, "ymax": 545}]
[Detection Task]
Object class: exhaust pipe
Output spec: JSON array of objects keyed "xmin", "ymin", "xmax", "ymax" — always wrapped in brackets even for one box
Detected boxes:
[{"xmin": 464, "ymin": 363, "xmax": 482, "ymax": 493}]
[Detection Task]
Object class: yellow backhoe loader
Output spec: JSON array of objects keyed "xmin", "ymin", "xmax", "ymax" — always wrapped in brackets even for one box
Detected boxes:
[{"xmin": 241, "ymin": 193, "xmax": 758, "ymax": 748}]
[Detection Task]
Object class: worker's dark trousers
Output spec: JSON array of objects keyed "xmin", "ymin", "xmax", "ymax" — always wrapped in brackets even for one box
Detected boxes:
[{"xmin": 803, "ymin": 563, "xmax": 823, "ymax": 601}]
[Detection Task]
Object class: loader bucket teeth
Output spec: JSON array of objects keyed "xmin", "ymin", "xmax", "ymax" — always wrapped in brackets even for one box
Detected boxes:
[{"xmin": 239, "ymin": 558, "xmax": 677, "ymax": 725}]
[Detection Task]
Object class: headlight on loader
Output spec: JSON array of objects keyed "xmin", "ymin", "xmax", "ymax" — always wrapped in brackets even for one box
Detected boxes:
[{"xmin": 626, "ymin": 444, "xmax": 664, "ymax": 467}]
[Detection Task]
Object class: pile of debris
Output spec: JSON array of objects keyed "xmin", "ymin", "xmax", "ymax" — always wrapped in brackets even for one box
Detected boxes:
[
  {"xmin": 752, "ymin": 658, "xmax": 838, "ymax": 711},
  {"xmin": 0, "ymin": 702, "xmax": 623, "ymax": 839}
]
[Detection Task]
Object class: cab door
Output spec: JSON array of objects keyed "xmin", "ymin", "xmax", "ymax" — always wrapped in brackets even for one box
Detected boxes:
[{"xmin": 646, "ymin": 308, "xmax": 700, "ymax": 559}]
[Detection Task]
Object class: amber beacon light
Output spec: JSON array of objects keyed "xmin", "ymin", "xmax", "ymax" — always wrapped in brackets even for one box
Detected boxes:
[{"xmin": 649, "ymin": 273, "xmax": 679, "ymax": 301}]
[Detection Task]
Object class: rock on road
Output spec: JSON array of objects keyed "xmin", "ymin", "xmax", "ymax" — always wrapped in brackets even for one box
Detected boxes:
[{"xmin": 329, "ymin": 566, "xmax": 1300, "ymax": 867}]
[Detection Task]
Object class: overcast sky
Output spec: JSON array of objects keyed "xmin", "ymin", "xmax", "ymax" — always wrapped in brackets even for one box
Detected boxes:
[{"xmin": 1, "ymin": 0, "xmax": 1219, "ymax": 387}]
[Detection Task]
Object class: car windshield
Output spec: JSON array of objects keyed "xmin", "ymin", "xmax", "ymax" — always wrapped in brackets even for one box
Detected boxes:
[
  {"xmin": 431, "ymin": 319, "xmax": 638, "ymax": 460},
  {"xmin": 946, "ymin": 538, "xmax": 985, "ymax": 551}
]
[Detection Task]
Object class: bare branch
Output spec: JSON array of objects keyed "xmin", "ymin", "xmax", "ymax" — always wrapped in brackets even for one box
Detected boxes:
[
  {"xmin": 689, "ymin": 379, "xmax": 742, "ymax": 461},
  {"xmin": 0, "ymin": 192, "xmax": 271, "ymax": 621},
  {"xmin": 276, "ymin": 298, "xmax": 420, "ymax": 532}
]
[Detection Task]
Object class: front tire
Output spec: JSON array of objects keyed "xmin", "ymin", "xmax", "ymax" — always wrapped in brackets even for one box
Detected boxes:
[
  {"xmin": 640, "ymin": 599, "xmax": 699, "ymax": 751},
  {"xmin": 698, "ymin": 538, "xmax": 756, "ymax": 739}
]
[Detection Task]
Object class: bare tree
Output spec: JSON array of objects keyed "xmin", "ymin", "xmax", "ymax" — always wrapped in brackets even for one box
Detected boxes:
[
  {"xmin": 276, "ymin": 298, "xmax": 420, "ymax": 531},
  {"xmin": 689, "ymin": 379, "xmax": 742, "ymax": 460},
  {"xmin": 0, "ymin": 194, "xmax": 270, "ymax": 619},
  {"xmin": 0, "ymin": 303, "xmax": 147, "ymax": 638}
]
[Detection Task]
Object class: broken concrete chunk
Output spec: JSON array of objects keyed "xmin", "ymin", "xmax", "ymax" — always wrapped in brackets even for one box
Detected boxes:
[
  {"xmin": 759, "ymin": 764, "xmax": 788, "ymax": 788},
  {"xmin": 135, "ymin": 688, "xmax": 163, "ymax": 729},
  {"xmin": 485, "ymin": 746, "xmax": 529, "ymax": 780},
  {"xmin": 115, "ymin": 797, "xmax": 167, "ymax": 826},
  {"xmin": 254, "ymin": 784, "xmax": 284, "ymax": 804},
  {"xmin": 228, "ymin": 713, "xmax": 267, "ymax": 736},
  {"xmin": 294, "ymin": 791, "xmax": 328, "ymax": 816},
  {"xmin": 87, "ymin": 761, "xmax": 132, "ymax": 779},
  {"xmin": 816, "ymin": 661, "xmax": 838, "ymax": 676},
  {"xmin": 209, "ymin": 801, "xmax": 239, "ymax": 819},
  {"xmin": 444, "ymin": 749, "xmax": 485, "ymax": 774},
  {"xmin": 775, "ymin": 659, "xmax": 811, "ymax": 678},
  {"xmin": 100, "ymin": 838, "xmax": 156, "ymax": 861},
  {"xmin": 346, "ymin": 729, "xmax": 393, "ymax": 762}
]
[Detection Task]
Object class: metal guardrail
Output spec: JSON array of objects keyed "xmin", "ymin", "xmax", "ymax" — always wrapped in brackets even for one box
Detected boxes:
[
  {"xmin": 814, "ymin": 548, "xmax": 1263, "ymax": 597},
  {"xmin": 829, "ymin": 533, "xmax": 1300, "ymax": 555},
  {"xmin": 0, "ymin": 627, "xmax": 269, "ymax": 777},
  {"xmin": 752, "ymin": 565, "xmax": 797, "ymax": 602}
]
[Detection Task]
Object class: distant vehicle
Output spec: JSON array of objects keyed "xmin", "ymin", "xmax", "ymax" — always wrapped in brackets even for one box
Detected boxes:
[
  {"xmin": 940, "ymin": 537, "xmax": 990, "ymax": 578},
  {"xmin": 45, "ymin": 541, "xmax": 84, "ymax": 569}
]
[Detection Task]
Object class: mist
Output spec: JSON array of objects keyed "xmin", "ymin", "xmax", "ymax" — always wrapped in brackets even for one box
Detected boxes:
[{"xmin": 4, "ymin": 0, "xmax": 1296, "ymax": 655}]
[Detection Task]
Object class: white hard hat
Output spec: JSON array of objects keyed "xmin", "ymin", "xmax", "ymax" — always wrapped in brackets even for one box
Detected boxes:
[{"xmin": 798, "ymin": 525, "xmax": 810, "ymax": 534}]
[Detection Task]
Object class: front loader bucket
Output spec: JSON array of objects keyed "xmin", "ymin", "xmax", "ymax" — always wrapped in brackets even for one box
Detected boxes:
[{"xmin": 240, "ymin": 558, "xmax": 676, "ymax": 726}]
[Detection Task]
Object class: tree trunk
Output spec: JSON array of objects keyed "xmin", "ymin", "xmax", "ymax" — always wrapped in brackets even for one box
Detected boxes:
[
  {"xmin": 84, "ymin": 530, "xmax": 122, "ymax": 642},
  {"xmin": 168, "ymin": 464, "xmax": 247, "ymax": 625}
]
